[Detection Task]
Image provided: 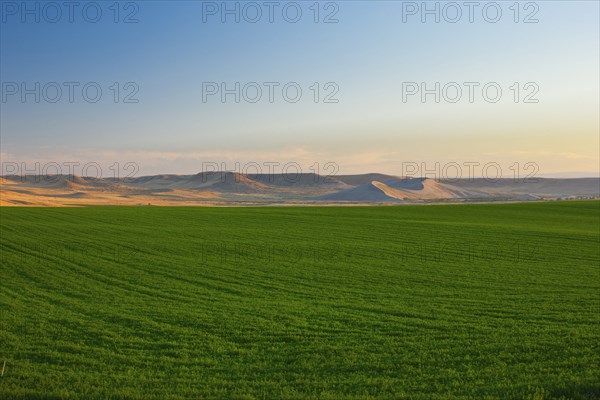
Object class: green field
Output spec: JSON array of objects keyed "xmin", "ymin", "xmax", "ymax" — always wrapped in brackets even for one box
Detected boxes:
[{"xmin": 1, "ymin": 202, "xmax": 599, "ymax": 399}]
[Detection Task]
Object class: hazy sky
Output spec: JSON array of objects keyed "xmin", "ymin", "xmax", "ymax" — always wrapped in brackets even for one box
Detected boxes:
[{"xmin": 1, "ymin": 1, "xmax": 598, "ymax": 177}]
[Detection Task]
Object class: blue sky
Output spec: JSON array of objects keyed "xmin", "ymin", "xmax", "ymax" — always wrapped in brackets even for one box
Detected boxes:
[{"xmin": 1, "ymin": 1, "xmax": 599, "ymax": 176}]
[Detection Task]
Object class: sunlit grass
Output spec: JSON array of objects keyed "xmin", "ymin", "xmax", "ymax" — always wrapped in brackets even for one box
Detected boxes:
[{"xmin": 1, "ymin": 202, "xmax": 599, "ymax": 399}]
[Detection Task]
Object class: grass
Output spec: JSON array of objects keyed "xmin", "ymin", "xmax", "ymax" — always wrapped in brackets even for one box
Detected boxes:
[{"xmin": 0, "ymin": 201, "xmax": 599, "ymax": 399}]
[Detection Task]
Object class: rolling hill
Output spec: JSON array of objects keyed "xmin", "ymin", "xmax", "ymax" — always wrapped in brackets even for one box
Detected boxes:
[{"xmin": 0, "ymin": 173, "xmax": 598, "ymax": 206}]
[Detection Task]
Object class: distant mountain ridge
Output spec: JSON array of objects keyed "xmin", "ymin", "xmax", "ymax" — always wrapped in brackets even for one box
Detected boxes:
[{"xmin": 1, "ymin": 173, "xmax": 598, "ymax": 206}]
